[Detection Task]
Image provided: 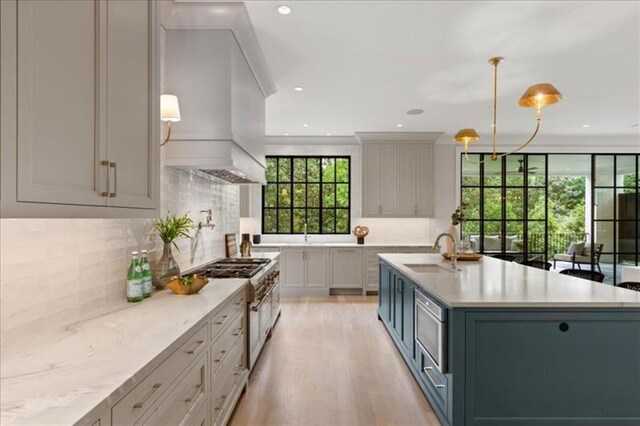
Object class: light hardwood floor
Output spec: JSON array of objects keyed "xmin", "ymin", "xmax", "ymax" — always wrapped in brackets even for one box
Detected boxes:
[{"xmin": 229, "ymin": 296, "xmax": 440, "ymax": 426}]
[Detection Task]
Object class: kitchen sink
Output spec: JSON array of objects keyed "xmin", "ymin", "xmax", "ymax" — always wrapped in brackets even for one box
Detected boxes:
[{"xmin": 403, "ymin": 263, "xmax": 453, "ymax": 273}]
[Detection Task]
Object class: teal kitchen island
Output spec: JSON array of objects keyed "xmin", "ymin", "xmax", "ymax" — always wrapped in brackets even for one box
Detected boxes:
[{"xmin": 378, "ymin": 254, "xmax": 640, "ymax": 426}]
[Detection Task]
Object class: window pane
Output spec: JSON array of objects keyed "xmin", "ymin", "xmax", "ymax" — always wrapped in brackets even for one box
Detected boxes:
[
  {"xmin": 505, "ymin": 222, "xmax": 524, "ymax": 252},
  {"xmin": 617, "ymin": 155, "xmax": 637, "ymax": 188},
  {"xmin": 505, "ymin": 155, "xmax": 524, "ymax": 186},
  {"xmin": 278, "ymin": 209, "xmax": 291, "ymax": 233},
  {"xmin": 336, "ymin": 184, "xmax": 349, "ymax": 208},
  {"xmin": 462, "ymin": 188, "xmax": 480, "ymax": 219},
  {"xmin": 484, "ymin": 157, "xmax": 502, "ymax": 186},
  {"xmin": 322, "ymin": 184, "xmax": 335, "ymax": 207},
  {"xmin": 278, "ymin": 184, "xmax": 291, "ymax": 208},
  {"xmin": 293, "ymin": 209, "xmax": 306, "ymax": 233},
  {"xmin": 307, "ymin": 184, "xmax": 320, "ymax": 207},
  {"xmin": 336, "ymin": 158, "xmax": 349, "ymax": 182},
  {"xmin": 594, "ymin": 188, "xmax": 614, "ymax": 220},
  {"xmin": 278, "ymin": 158, "xmax": 292, "ymax": 182},
  {"xmin": 293, "ymin": 184, "xmax": 305, "ymax": 208},
  {"xmin": 528, "ymin": 155, "xmax": 546, "ymax": 187},
  {"xmin": 462, "ymin": 155, "xmax": 480, "ymax": 186},
  {"xmin": 336, "ymin": 209, "xmax": 349, "ymax": 233},
  {"xmin": 528, "ymin": 188, "xmax": 546, "ymax": 220},
  {"xmin": 594, "ymin": 221, "xmax": 613, "ymax": 256},
  {"xmin": 594, "ymin": 155, "xmax": 614, "ymax": 186},
  {"xmin": 307, "ymin": 158, "xmax": 320, "ymax": 182},
  {"xmin": 484, "ymin": 188, "xmax": 502, "ymax": 219},
  {"xmin": 307, "ymin": 209, "xmax": 320, "ymax": 233},
  {"xmin": 322, "ymin": 209, "xmax": 335, "ymax": 233},
  {"xmin": 483, "ymin": 221, "xmax": 502, "ymax": 252},
  {"xmin": 618, "ymin": 189, "xmax": 638, "ymax": 220},
  {"xmin": 322, "ymin": 158, "xmax": 335, "ymax": 182},
  {"xmin": 528, "ymin": 221, "xmax": 546, "ymax": 254},
  {"xmin": 618, "ymin": 221, "xmax": 637, "ymax": 254},
  {"xmin": 293, "ymin": 158, "xmax": 306, "ymax": 182},
  {"xmin": 264, "ymin": 184, "xmax": 277, "ymax": 208},
  {"xmin": 266, "ymin": 158, "xmax": 277, "ymax": 182},
  {"xmin": 264, "ymin": 209, "xmax": 277, "ymax": 233},
  {"xmin": 506, "ymin": 188, "xmax": 523, "ymax": 219}
]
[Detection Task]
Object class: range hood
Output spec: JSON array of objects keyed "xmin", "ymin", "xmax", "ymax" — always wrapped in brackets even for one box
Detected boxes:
[
  {"xmin": 164, "ymin": 139, "xmax": 266, "ymax": 185},
  {"xmin": 162, "ymin": 2, "xmax": 275, "ymax": 185}
]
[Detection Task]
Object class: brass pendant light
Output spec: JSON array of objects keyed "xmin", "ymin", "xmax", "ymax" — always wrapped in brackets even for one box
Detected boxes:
[{"xmin": 455, "ymin": 57, "xmax": 563, "ymax": 163}]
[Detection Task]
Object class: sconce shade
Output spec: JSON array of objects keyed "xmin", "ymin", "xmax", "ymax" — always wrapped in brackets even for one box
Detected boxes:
[
  {"xmin": 160, "ymin": 94, "xmax": 181, "ymax": 122},
  {"xmin": 454, "ymin": 128, "xmax": 480, "ymax": 143},
  {"xmin": 518, "ymin": 83, "xmax": 563, "ymax": 108}
]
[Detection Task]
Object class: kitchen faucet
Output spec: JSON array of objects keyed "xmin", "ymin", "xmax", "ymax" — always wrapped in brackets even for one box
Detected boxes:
[{"xmin": 433, "ymin": 232, "xmax": 458, "ymax": 270}]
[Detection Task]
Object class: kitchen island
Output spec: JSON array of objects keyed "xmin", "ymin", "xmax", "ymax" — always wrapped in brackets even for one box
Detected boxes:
[{"xmin": 378, "ymin": 253, "xmax": 640, "ymax": 426}]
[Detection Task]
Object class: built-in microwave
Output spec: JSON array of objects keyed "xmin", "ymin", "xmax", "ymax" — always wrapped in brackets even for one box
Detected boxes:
[{"xmin": 415, "ymin": 289, "xmax": 447, "ymax": 373}]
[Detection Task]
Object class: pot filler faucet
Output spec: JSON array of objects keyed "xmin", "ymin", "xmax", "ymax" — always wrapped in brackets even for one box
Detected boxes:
[{"xmin": 433, "ymin": 232, "xmax": 458, "ymax": 270}]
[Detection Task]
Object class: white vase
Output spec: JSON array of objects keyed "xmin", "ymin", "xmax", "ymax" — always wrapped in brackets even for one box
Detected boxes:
[{"xmin": 445, "ymin": 224, "xmax": 460, "ymax": 254}]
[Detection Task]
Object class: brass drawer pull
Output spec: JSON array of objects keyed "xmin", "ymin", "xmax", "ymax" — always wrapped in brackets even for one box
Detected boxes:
[
  {"xmin": 109, "ymin": 162, "xmax": 117, "ymax": 198},
  {"xmin": 187, "ymin": 340, "xmax": 205, "ymax": 355},
  {"xmin": 184, "ymin": 384, "xmax": 202, "ymax": 403},
  {"xmin": 100, "ymin": 160, "xmax": 110, "ymax": 197},
  {"xmin": 133, "ymin": 383, "xmax": 161, "ymax": 409}
]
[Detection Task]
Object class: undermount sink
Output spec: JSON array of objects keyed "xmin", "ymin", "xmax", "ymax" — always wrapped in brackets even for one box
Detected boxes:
[{"xmin": 403, "ymin": 263, "xmax": 453, "ymax": 273}]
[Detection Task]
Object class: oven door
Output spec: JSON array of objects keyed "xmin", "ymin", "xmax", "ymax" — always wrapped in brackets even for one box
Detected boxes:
[{"xmin": 415, "ymin": 291, "xmax": 447, "ymax": 373}]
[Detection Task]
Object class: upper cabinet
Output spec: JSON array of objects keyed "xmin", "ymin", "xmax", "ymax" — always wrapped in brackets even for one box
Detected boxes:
[
  {"xmin": 360, "ymin": 133, "xmax": 440, "ymax": 218},
  {"xmin": 0, "ymin": 0, "xmax": 159, "ymax": 217}
]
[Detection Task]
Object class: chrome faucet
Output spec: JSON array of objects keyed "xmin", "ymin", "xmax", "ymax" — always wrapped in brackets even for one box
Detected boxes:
[{"xmin": 433, "ymin": 232, "xmax": 458, "ymax": 270}]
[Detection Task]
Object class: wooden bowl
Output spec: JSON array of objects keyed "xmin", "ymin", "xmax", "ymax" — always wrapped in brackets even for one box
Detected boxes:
[
  {"xmin": 442, "ymin": 252, "xmax": 482, "ymax": 261},
  {"xmin": 166, "ymin": 274, "xmax": 209, "ymax": 295}
]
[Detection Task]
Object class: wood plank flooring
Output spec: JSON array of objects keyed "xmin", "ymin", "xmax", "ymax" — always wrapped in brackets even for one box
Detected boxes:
[{"xmin": 229, "ymin": 296, "xmax": 440, "ymax": 426}]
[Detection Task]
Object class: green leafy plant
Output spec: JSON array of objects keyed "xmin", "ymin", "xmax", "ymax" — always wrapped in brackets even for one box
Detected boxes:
[
  {"xmin": 153, "ymin": 212, "xmax": 194, "ymax": 250},
  {"xmin": 451, "ymin": 203, "xmax": 467, "ymax": 226}
]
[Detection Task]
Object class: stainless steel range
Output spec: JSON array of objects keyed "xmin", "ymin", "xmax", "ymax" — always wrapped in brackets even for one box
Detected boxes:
[{"xmin": 190, "ymin": 256, "xmax": 281, "ymax": 370}]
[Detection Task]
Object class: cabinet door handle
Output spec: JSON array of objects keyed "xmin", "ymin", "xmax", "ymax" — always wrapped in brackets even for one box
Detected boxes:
[
  {"xmin": 100, "ymin": 160, "xmax": 110, "ymax": 197},
  {"xmin": 184, "ymin": 384, "xmax": 202, "ymax": 403},
  {"xmin": 378, "ymin": 204, "xmax": 382, "ymax": 214},
  {"xmin": 397, "ymin": 279, "xmax": 403, "ymax": 293},
  {"xmin": 133, "ymin": 383, "xmax": 161, "ymax": 409},
  {"xmin": 186, "ymin": 340, "xmax": 205, "ymax": 355},
  {"xmin": 109, "ymin": 162, "xmax": 117, "ymax": 198},
  {"xmin": 423, "ymin": 367, "xmax": 445, "ymax": 388}
]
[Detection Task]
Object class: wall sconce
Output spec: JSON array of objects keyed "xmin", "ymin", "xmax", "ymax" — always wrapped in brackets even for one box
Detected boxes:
[{"xmin": 160, "ymin": 94, "xmax": 181, "ymax": 146}]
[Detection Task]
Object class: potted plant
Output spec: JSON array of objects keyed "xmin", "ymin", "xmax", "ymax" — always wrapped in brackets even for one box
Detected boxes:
[
  {"xmin": 152, "ymin": 212, "xmax": 194, "ymax": 289},
  {"xmin": 447, "ymin": 203, "xmax": 467, "ymax": 254}
]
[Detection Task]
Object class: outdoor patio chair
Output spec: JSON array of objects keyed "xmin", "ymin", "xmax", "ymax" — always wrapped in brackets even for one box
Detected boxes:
[
  {"xmin": 553, "ymin": 242, "xmax": 604, "ymax": 273},
  {"xmin": 491, "ymin": 254, "xmax": 516, "ymax": 262},
  {"xmin": 559, "ymin": 268, "xmax": 605, "ymax": 283},
  {"xmin": 519, "ymin": 260, "xmax": 552, "ymax": 270},
  {"xmin": 616, "ymin": 281, "xmax": 640, "ymax": 292}
]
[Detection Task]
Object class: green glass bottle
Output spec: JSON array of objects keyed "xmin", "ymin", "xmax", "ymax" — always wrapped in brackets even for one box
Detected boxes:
[
  {"xmin": 140, "ymin": 249, "xmax": 152, "ymax": 299},
  {"xmin": 126, "ymin": 251, "xmax": 144, "ymax": 303}
]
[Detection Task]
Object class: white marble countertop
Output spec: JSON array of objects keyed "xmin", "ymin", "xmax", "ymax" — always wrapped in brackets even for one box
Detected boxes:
[
  {"xmin": 255, "ymin": 242, "xmax": 433, "ymax": 248},
  {"xmin": 0, "ymin": 252, "xmax": 280, "ymax": 425},
  {"xmin": 379, "ymin": 253, "xmax": 640, "ymax": 308}
]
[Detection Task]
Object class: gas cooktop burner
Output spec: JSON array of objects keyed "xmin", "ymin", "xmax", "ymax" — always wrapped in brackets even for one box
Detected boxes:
[{"xmin": 190, "ymin": 258, "xmax": 271, "ymax": 279}]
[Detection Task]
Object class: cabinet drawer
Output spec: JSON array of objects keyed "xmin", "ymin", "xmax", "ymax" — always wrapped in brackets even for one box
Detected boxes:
[
  {"xmin": 112, "ymin": 322, "xmax": 208, "ymax": 424},
  {"xmin": 417, "ymin": 344, "xmax": 448, "ymax": 412},
  {"xmin": 182, "ymin": 400, "xmax": 209, "ymax": 426},
  {"xmin": 141, "ymin": 351, "xmax": 208, "ymax": 425},
  {"xmin": 210, "ymin": 292, "xmax": 245, "ymax": 341},
  {"xmin": 211, "ymin": 344, "xmax": 245, "ymax": 423},
  {"xmin": 210, "ymin": 313, "xmax": 244, "ymax": 382}
]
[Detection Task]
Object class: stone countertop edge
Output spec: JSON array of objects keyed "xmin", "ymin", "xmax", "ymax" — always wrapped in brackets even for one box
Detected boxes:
[
  {"xmin": 378, "ymin": 253, "xmax": 640, "ymax": 308},
  {"xmin": 254, "ymin": 242, "xmax": 434, "ymax": 248},
  {"xmin": 0, "ymin": 252, "xmax": 280, "ymax": 425}
]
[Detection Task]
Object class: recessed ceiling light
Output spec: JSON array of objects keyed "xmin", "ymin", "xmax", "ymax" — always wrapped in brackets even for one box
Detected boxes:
[
  {"xmin": 406, "ymin": 109, "xmax": 424, "ymax": 115},
  {"xmin": 284, "ymin": 133, "xmax": 289, "ymax": 136},
  {"xmin": 302, "ymin": 124, "xmax": 309, "ymax": 127},
  {"xmin": 491, "ymin": 124, "xmax": 496, "ymax": 128},
  {"xmin": 396, "ymin": 124, "xmax": 403, "ymax": 128},
  {"xmin": 277, "ymin": 5, "xmax": 291, "ymax": 15},
  {"xmin": 582, "ymin": 124, "xmax": 591, "ymax": 128},
  {"xmin": 326, "ymin": 133, "xmax": 332, "ymax": 136},
  {"xmin": 294, "ymin": 86, "xmax": 304, "ymax": 92}
]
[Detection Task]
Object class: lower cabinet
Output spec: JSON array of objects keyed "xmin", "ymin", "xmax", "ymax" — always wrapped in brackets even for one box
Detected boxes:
[
  {"xmin": 109, "ymin": 287, "xmax": 248, "ymax": 426},
  {"xmin": 329, "ymin": 248, "xmax": 363, "ymax": 288},
  {"xmin": 281, "ymin": 248, "xmax": 327, "ymax": 293}
]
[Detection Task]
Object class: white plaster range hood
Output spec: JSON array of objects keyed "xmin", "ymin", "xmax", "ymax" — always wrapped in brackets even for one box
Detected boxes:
[{"xmin": 162, "ymin": 2, "xmax": 276, "ymax": 184}]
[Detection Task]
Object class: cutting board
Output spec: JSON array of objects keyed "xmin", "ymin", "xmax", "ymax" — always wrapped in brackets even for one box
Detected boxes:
[{"xmin": 225, "ymin": 233, "xmax": 237, "ymax": 258}]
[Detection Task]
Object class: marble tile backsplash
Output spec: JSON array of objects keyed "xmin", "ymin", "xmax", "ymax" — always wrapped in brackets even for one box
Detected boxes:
[{"xmin": 0, "ymin": 167, "xmax": 239, "ymax": 348}]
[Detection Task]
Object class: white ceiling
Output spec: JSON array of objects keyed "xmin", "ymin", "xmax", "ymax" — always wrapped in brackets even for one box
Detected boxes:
[{"xmin": 244, "ymin": 1, "xmax": 640, "ymax": 140}]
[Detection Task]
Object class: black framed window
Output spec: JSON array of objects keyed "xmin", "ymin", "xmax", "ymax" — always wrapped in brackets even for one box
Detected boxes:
[{"xmin": 262, "ymin": 156, "xmax": 351, "ymax": 234}]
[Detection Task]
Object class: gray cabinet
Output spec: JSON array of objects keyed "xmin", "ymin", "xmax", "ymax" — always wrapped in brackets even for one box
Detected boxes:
[
  {"xmin": 0, "ymin": 0, "xmax": 159, "ymax": 217},
  {"xmin": 329, "ymin": 248, "xmax": 363, "ymax": 288}
]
